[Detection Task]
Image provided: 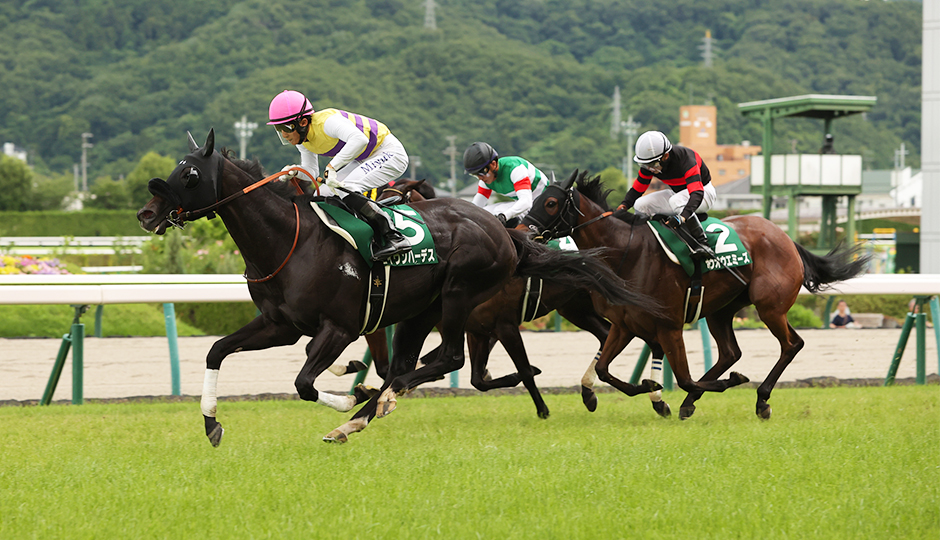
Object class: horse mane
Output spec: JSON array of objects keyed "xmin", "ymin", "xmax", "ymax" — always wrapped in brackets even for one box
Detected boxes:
[
  {"xmin": 575, "ymin": 173, "xmax": 646, "ymax": 226},
  {"xmin": 219, "ymin": 147, "xmax": 315, "ymax": 199}
]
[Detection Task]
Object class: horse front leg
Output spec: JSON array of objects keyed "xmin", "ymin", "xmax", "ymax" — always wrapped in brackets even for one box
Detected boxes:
[
  {"xmin": 594, "ymin": 323, "xmax": 662, "ymax": 397},
  {"xmin": 202, "ymin": 315, "xmax": 304, "ymax": 447},
  {"xmin": 679, "ymin": 308, "xmax": 748, "ymax": 420},
  {"xmin": 647, "ymin": 342, "xmax": 672, "ymax": 418}
]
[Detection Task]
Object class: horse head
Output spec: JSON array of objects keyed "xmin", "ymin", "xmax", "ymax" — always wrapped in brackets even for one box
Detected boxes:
[
  {"xmin": 521, "ymin": 169, "xmax": 586, "ymax": 239},
  {"xmin": 137, "ymin": 129, "xmax": 224, "ymax": 234}
]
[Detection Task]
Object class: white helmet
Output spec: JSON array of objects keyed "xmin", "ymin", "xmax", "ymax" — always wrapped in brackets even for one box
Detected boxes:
[{"xmin": 634, "ymin": 131, "xmax": 672, "ymax": 164}]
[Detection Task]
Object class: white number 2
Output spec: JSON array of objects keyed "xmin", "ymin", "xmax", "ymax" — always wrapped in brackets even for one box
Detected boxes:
[
  {"xmin": 393, "ymin": 209, "xmax": 425, "ymax": 246},
  {"xmin": 706, "ymin": 222, "xmax": 736, "ymax": 254}
]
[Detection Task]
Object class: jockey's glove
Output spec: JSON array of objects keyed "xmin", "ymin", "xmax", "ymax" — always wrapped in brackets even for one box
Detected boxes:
[
  {"xmin": 497, "ymin": 213, "xmax": 508, "ymax": 225},
  {"xmin": 665, "ymin": 214, "xmax": 685, "ymax": 229},
  {"xmin": 279, "ymin": 164, "xmax": 312, "ymax": 182},
  {"xmin": 323, "ymin": 165, "xmax": 343, "ymax": 190}
]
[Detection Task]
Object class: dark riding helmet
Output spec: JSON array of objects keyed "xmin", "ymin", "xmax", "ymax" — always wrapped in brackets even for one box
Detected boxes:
[{"xmin": 463, "ymin": 142, "xmax": 499, "ymax": 175}]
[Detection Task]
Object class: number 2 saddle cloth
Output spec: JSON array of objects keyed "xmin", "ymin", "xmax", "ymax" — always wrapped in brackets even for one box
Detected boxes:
[{"xmin": 647, "ymin": 216, "xmax": 751, "ymax": 276}]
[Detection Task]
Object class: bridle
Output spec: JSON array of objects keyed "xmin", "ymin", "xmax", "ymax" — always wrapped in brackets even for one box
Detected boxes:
[
  {"xmin": 526, "ymin": 185, "xmax": 613, "ymax": 241},
  {"xmin": 165, "ymin": 165, "xmax": 319, "ymax": 284}
]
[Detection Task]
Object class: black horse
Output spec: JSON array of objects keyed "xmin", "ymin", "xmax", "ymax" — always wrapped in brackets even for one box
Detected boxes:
[
  {"xmin": 524, "ymin": 171, "xmax": 869, "ymax": 420},
  {"xmin": 137, "ymin": 131, "xmax": 659, "ymax": 444}
]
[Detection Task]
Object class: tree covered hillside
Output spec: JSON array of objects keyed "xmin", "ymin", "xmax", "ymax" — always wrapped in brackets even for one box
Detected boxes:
[{"xmin": 0, "ymin": 0, "xmax": 922, "ymax": 201}]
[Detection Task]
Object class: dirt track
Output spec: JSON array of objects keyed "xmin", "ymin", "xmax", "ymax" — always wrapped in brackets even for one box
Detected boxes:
[{"xmin": 1, "ymin": 327, "xmax": 936, "ymax": 404}]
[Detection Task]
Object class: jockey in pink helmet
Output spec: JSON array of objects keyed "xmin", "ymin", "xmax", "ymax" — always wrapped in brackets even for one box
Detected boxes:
[{"xmin": 267, "ymin": 90, "xmax": 410, "ymax": 262}]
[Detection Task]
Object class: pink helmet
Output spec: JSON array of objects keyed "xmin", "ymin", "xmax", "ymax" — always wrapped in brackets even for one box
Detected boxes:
[{"xmin": 267, "ymin": 90, "xmax": 314, "ymax": 125}]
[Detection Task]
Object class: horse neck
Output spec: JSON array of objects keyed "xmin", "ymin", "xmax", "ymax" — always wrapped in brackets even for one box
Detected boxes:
[
  {"xmin": 570, "ymin": 192, "xmax": 629, "ymax": 250},
  {"xmin": 213, "ymin": 163, "xmax": 307, "ymax": 265}
]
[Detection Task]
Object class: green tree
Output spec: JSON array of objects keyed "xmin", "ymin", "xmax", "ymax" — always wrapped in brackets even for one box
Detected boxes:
[
  {"xmin": 125, "ymin": 152, "xmax": 177, "ymax": 208},
  {"xmin": 0, "ymin": 155, "xmax": 33, "ymax": 211},
  {"xmin": 86, "ymin": 175, "xmax": 132, "ymax": 209},
  {"xmin": 29, "ymin": 170, "xmax": 74, "ymax": 211}
]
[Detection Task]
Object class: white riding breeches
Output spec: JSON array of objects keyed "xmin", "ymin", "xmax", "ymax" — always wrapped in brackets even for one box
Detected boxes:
[
  {"xmin": 634, "ymin": 183, "xmax": 717, "ymax": 216},
  {"xmin": 321, "ymin": 134, "xmax": 409, "ymax": 198}
]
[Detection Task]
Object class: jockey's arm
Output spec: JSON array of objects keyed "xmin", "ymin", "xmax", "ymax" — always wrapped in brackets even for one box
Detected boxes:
[
  {"xmin": 296, "ymin": 145, "xmax": 320, "ymax": 179},
  {"xmin": 323, "ymin": 114, "xmax": 370, "ymax": 171},
  {"xmin": 472, "ymin": 181, "xmax": 491, "ymax": 208}
]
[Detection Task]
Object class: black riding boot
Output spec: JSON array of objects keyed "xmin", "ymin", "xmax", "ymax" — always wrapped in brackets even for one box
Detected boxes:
[
  {"xmin": 344, "ymin": 194, "xmax": 411, "ymax": 262},
  {"xmin": 682, "ymin": 214, "xmax": 710, "ymax": 260}
]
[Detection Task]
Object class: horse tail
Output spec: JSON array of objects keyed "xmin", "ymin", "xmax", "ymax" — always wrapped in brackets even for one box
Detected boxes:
[
  {"xmin": 794, "ymin": 241, "xmax": 870, "ymax": 293},
  {"xmin": 507, "ymin": 229, "xmax": 666, "ymax": 315}
]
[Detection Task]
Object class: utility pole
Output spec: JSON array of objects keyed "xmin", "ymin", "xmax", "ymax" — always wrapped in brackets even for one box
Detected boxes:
[
  {"xmin": 894, "ymin": 142, "xmax": 908, "ymax": 170},
  {"xmin": 610, "ymin": 86, "xmax": 622, "ymax": 140},
  {"xmin": 443, "ymin": 135, "xmax": 458, "ymax": 197},
  {"xmin": 699, "ymin": 29, "xmax": 714, "ymax": 68},
  {"xmin": 80, "ymin": 132, "xmax": 93, "ymax": 191},
  {"xmin": 234, "ymin": 115, "xmax": 258, "ymax": 160},
  {"xmin": 410, "ymin": 155, "xmax": 422, "ymax": 181},
  {"xmin": 621, "ymin": 115, "xmax": 640, "ymax": 179},
  {"xmin": 424, "ymin": 0, "xmax": 437, "ymax": 30}
]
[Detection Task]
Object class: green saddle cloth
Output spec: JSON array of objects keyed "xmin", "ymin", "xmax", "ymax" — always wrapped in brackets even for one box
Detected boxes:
[
  {"xmin": 311, "ymin": 202, "xmax": 438, "ymax": 268},
  {"xmin": 648, "ymin": 216, "xmax": 751, "ymax": 276}
]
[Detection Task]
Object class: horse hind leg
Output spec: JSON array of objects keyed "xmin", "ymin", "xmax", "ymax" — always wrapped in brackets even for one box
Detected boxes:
[
  {"xmin": 754, "ymin": 314, "xmax": 804, "ymax": 420},
  {"xmin": 594, "ymin": 324, "xmax": 663, "ymax": 398}
]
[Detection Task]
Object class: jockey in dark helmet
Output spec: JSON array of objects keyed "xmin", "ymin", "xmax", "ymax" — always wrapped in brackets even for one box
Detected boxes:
[
  {"xmin": 463, "ymin": 141, "xmax": 548, "ymax": 227},
  {"xmin": 267, "ymin": 90, "xmax": 411, "ymax": 262},
  {"xmin": 617, "ymin": 130, "xmax": 717, "ymax": 260}
]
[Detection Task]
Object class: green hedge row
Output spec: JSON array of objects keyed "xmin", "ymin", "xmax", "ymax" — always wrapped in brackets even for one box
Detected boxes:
[{"xmin": 0, "ymin": 210, "xmax": 145, "ymax": 236}]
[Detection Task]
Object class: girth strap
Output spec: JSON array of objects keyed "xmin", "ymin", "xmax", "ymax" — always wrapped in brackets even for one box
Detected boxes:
[
  {"xmin": 360, "ymin": 264, "xmax": 391, "ymax": 335},
  {"xmin": 521, "ymin": 276, "xmax": 544, "ymax": 323}
]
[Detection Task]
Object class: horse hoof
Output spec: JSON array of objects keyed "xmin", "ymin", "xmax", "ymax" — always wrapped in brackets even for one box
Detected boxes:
[
  {"xmin": 537, "ymin": 408, "xmax": 550, "ymax": 420},
  {"xmin": 729, "ymin": 371, "xmax": 750, "ymax": 386},
  {"xmin": 376, "ymin": 389, "xmax": 398, "ymax": 418},
  {"xmin": 353, "ymin": 383, "xmax": 380, "ymax": 403},
  {"xmin": 757, "ymin": 402, "xmax": 772, "ymax": 420},
  {"xmin": 679, "ymin": 406, "xmax": 695, "ymax": 420},
  {"xmin": 482, "ymin": 370, "xmax": 492, "ymax": 382},
  {"xmin": 641, "ymin": 379, "xmax": 664, "ymax": 393},
  {"xmin": 653, "ymin": 401, "xmax": 672, "ymax": 418},
  {"xmin": 581, "ymin": 386, "xmax": 598, "ymax": 412},
  {"xmin": 322, "ymin": 429, "xmax": 348, "ymax": 444},
  {"xmin": 207, "ymin": 424, "xmax": 224, "ymax": 447}
]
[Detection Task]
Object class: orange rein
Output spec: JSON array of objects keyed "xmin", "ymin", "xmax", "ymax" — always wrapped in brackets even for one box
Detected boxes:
[{"xmin": 171, "ymin": 166, "xmax": 322, "ymax": 284}]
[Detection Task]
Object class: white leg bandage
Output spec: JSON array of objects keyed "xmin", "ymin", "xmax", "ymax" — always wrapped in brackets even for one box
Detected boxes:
[
  {"xmin": 201, "ymin": 369, "xmax": 220, "ymax": 417},
  {"xmin": 649, "ymin": 358, "xmax": 664, "ymax": 403},
  {"xmin": 316, "ymin": 391, "xmax": 357, "ymax": 412},
  {"xmin": 581, "ymin": 349, "xmax": 602, "ymax": 388}
]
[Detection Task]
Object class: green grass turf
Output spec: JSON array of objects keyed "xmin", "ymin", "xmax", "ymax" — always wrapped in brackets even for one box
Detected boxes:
[{"xmin": 1, "ymin": 386, "xmax": 936, "ymax": 539}]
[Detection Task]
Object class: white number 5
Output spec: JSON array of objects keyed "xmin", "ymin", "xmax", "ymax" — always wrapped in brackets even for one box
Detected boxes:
[{"xmin": 393, "ymin": 209, "xmax": 425, "ymax": 246}]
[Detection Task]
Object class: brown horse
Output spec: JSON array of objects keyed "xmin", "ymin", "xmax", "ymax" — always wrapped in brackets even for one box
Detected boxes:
[
  {"xmin": 350, "ymin": 179, "xmax": 630, "ymax": 419},
  {"xmin": 137, "ymin": 132, "xmax": 658, "ymax": 444},
  {"xmin": 523, "ymin": 171, "xmax": 869, "ymax": 419}
]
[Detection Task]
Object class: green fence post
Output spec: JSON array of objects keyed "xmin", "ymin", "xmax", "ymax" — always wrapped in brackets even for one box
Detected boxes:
[
  {"xmin": 163, "ymin": 303, "xmax": 181, "ymax": 396},
  {"xmin": 699, "ymin": 319, "xmax": 713, "ymax": 372},
  {"xmin": 822, "ymin": 296, "xmax": 835, "ymax": 329},
  {"xmin": 41, "ymin": 334, "xmax": 72, "ymax": 406},
  {"xmin": 662, "ymin": 355, "xmax": 674, "ymax": 391},
  {"xmin": 71, "ymin": 322, "xmax": 84, "ymax": 405},
  {"xmin": 931, "ymin": 296, "xmax": 940, "ymax": 377},
  {"xmin": 630, "ymin": 344, "xmax": 651, "ymax": 385},
  {"xmin": 94, "ymin": 305, "xmax": 104, "ymax": 338},
  {"xmin": 916, "ymin": 310, "xmax": 926, "ymax": 385},
  {"xmin": 885, "ymin": 313, "xmax": 915, "ymax": 386}
]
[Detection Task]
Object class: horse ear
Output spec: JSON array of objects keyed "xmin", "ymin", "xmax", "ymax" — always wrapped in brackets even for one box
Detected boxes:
[
  {"xmin": 560, "ymin": 169, "xmax": 578, "ymax": 190},
  {"xmin": 187, "ymin": 131, "xmax": 199, "ymax": 152},
  {"xmin": 203, "ymin": 128, "xmax": 215, "ymax": 158}
]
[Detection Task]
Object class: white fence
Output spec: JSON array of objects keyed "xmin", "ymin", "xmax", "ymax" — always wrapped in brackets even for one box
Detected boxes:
[
  {"xmin": 0, "ymin": 236, "xmax": 147, "ymax": 255},
  {"xmin": 1, "ymin": 273, "xmax": 938, "ymax": 306}
]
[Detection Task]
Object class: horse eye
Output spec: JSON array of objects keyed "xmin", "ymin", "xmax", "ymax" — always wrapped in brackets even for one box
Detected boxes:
[
  {"xmin": 547, "ymin": 200, "xmax": 557, "ymax": 209},
  {"xmin": 183, "ymin": 168, "xmax": 200, "ymax": 189}
]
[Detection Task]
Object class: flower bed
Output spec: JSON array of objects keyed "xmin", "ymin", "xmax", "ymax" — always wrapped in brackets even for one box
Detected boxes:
[{"xmin": 0, "ymin": 255, "xmax": 70, "ymax": 275}]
